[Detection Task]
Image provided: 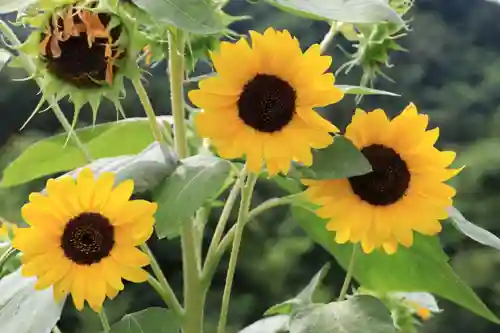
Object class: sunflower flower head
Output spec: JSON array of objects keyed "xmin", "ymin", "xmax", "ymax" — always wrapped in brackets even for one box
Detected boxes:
[
  {"xmin": 304, "ymin": 103, "xmax": 462, "ymax": 254},
  {"xmin": 12, "ymin": 168, "xmax": 157, "ymax": 312},
  {"xmin": 189, "ymin": 27, "xmax": 344, "ymax": 175},
  {"xmin": 17, "ymin": 0, "xmax": 143, "ymax": 127}
]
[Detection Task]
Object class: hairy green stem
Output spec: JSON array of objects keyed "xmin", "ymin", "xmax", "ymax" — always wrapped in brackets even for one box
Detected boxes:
[
  {"xmin": 98, "ymin": 309, "xmax": 111, "ymax": 333},
  {"xmin": 202, "ymin": 168, "xmax": 246, "ymax": 287},
  {"xmin": 320, "ymin": 22, "xmax": 343, "ymax": 54},
  {"xmin": 217, "ymin": 172, "xmax": 258, "ymax": 333},
  {"xmin": 338, "ymin": 245, "xmax": 357, "ymax": 301},
  {"xmin": 141, "ymin": 244, "xmax": 184, "ymax": 317},
  {"xmin": 0, "ymin": 20, "xmax": 92, "ymax": 162},
  {"xmin": 0, "ymin": 247, "xmax": 15, "ymax": 269},
  {"xmin": 133, "ymin": 78, "xmax": 173, "ymax": 144},
  {"xmin": 168, "ymin": 29, "xmax": 189, "ymax": 158}
]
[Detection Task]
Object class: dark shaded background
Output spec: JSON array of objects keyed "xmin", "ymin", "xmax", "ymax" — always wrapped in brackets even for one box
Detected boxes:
[{"xmin": 2, "ymin": 0, "xmax": 500, "ymax": 332}]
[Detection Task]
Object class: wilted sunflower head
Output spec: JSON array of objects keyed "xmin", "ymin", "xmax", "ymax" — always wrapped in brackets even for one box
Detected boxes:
[
  {"xmin": 12, "ymin": 168, "xmax": 158, "ymax": 312},
  {"xmin": 189, "ymin": 27, "xmax": 344, "ymax": 175},
  {"xmin": 304, "ymin": 104, "xmax": 462, "ymax": 254},
  {"xmin": 18, "ymin": 0, "xmax": 143, "ymax": 126}
]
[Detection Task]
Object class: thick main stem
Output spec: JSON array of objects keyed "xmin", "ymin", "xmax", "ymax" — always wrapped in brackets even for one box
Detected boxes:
[
  {"xmin": 168, "ymin": 28, "xmax": 203, "ymax": 333},
  {"xmin": 0, "ymin": 20, "xmax": 92, "ymax": 162},
  {"xmin": 217, "ymin": 172, "xmax": 258, "ymax": 333}
]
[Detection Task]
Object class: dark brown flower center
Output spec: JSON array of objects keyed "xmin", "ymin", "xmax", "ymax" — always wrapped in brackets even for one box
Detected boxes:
[
  {"xmin": 61, "ymin": 212, "xmax": 114, "ymax": 265},
  {"xmin": 40, "ymin": 7, "xmax": 124, "ymax": 88},
  {"xmin": 348, "ymin": 144, "xmax": 411, "ymax": 206},
  {"xmin": 237, "ymin": 74, "xmax": 296, "ymax": 132}
]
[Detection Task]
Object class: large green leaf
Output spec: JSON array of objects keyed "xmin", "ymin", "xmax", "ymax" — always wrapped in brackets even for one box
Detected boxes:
[
  {"xmin": 0, "ymin": 118, "xmax": 168, "ymax": 187},
  {"xmin": 239, "ymin": 315, "xmax": 289, "ymax": 333},
  {"xmin": 109, "ymin": 307, "xmax": 180, "ymax": 333},
  {"xmin": 0, "ymin": 0, "xmax": 36, "ymax": 13},
  {"xmin": 154, "ymin": 155, "xmax": 231, "ymax": 239},
  {"xmin": 59, "ymin": 142, "xmax": 179, "ymax": 193},
  {"xmin": 292, "ymin": 206, "xmax": 500, "ymax": 323},
  {"xmin": 289, "ymin": 136, "xmax": 372, "ymax": 180},
  {"xmin": 0, "ymin": 269, "xmax": 65, "ymax": 333},
  {"xmin": 337, "ymin": 85, "xmax": 400, "ymax": 97},
  {"xmin": 448, "ymin": 206, "xmax": 500, "ymax": 251},
  {"xmin": 289, "ymin": 296, "xmax": 395, "ymax": 333},
  {"xmin": 0, "ymin": 49, "xmax": 10, "ymax": 72},
  {"xmin": 130, "ymin": 0, "xmax": 225, "ymax": 34},
  {"xmin": 265, "ymin": 0, "xmax": 404, "ymax": 25}
]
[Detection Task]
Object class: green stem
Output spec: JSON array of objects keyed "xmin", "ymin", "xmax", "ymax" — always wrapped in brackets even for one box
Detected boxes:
[
  {"xmin": 338, "ymin": 245, "xmax": 357, "ymax": 301},
  {"xmin": 194, "ymin": 206, "xmax": 210, "ymax": 271},
  {"xmin": 141, "ymin": 244, "xmax": 184, "ymax": 317},
  {"xmin": 0, "ymin": 247, "xmax": 15, "ymax": 269},
  {"xmin": 216, "ymin": 172, "xmax": 258, "ymax": 333},
  {"xmin": 52, "ymin": 325, "xmax": 63, "ymax": 333},
  {"xmin": 132, "ymin": 78, "xmax": 173, "ymax": 145},
  {"xmin": 181, "ymin": 221, "xmax": 204, "ymax": 333},
  {"xmin": 168, "ymin": 29, "xmax": 189, "ymax": 158},
  {"xmin": 98, "ymin": 309, "xmax": 111, "ymax": 333},
  {"xmin": 202, "ymin": 168, "xmax": 246, "ymax": 287},
  {"xmin": 320, "ymin": 22, "xmax": 343, "ymax": 54},
  {"xmin": 0, "ymin": 20, "xmax": 92, "ymax": 162}
]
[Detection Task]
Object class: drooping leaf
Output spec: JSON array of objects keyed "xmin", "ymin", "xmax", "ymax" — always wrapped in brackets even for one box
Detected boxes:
[
  {"xmin": 0, "ymin": 118, "xmax": 173, "ymax": 187},
  {"xmin": 109, "ymin": 307, "xmax": 180, "ymax": 333},
  {"xmin": 265, "ymin": 0, "xmax": 404, "ymax": 25},
  {"xmin": 0, "ymin": 49, "xmax": 11, "ymax": 72},
  {"xmin": 337, "ymin": 85, "xmax": 400, "ymax": 97},
  {"xmin": 60, "ymin": 142, "xmax": 179, "ymax": 193},
  {"xmin": 0, "ymin": 269, "xmax": 65, "ymax": 333},
  {"xmin": 265, "ymin": 264, "xmax": 330, "ymax": 316},
  {"xmin": 130, "ymin": 0, "xmax": 225, "ymax": 34},
  {"xmin": 289, "ymin": 295, "xmax": 395, "ymax": 333},
  {"xmin": 154, "ymin": 155, "xmax": 231, "ymax": 239},
  {"xmin": 239, "ymin": 315, "xmax": 289, "ymax": 333},
  {"xmin": 0, "ymin": 0, "xmax": 36, "ymax": 13},
  {"xmin": 292, "ymin": 206, "xmax": 500, "ymax": 323},
  {"xmin": 289, "ymin": 136, "xmax": 372, "ymax": 180},
  {"xmin": 448, "ymin": 206, "xmax": 500, "ymax": 251}
]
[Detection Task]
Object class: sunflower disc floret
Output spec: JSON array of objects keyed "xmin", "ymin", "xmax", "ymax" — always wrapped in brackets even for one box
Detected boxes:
[
  {"xmin": 12, "ymin": 168, "xmax": 157, "ymax": 312},
  {"xmin": 189, "ymin": 27, "xmax": 345, "ymax": 175},
  {"xmin": 304, "ymin": 104, "xmax": 462, "ymax": 254}
]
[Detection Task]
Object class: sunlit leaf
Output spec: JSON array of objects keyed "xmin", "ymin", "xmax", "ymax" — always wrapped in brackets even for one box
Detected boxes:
[
  {"xmin": 109, "ymin": 307, "xmax": 180, "ymax": 333},
  {"xmin": 0, "ymin": 118, "xmax": 173, "ymax": 187},
  {"xmin": 239, "ymin": 315, "xmax": 289, "ymax": 333},
  {"xmin": 265, "ymin": 0, "xmax": 404, "ymax": 24},
  {"xmin": 0, "ymin": 269, "xmax": 65, "ymax": 333},
  {"xmin": 0, "ymin": 49, "xmax": 11, "ymax": 72},
  {"xmin": 0, "ymin": 0, "xmax": 36, "ymax": 13},
  {"xmin": 289, "ymin": 296, "xmax": 395, "ymax": 333},
  {"xmin": 154, "ymin": 155, "xmax": 231, "ymax": 239},
  {"xmin": 337, "ymin": 85, "xmax": 400, "ymax": 97},
  {"xmin": 448, "ymin": 206, "xmax": 500, "ymax": 251},
  {"xmin": 130, "ymin": 0, "xmax": 225, "ymax": 34},
  {"xmin": 292, "ymin": 206, "xmax": 500, "ymax": 323}
]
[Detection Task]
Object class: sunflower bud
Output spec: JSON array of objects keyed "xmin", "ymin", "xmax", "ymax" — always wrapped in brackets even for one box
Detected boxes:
[{"xmin": 18, "ymin": 0, "xmax": 143, "ymax": 126}]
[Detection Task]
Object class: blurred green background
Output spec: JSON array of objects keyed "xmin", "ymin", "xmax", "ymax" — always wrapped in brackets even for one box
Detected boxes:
[{"xmin": 2, "ymin": 0, "xmax": 500, "ymax": 332}]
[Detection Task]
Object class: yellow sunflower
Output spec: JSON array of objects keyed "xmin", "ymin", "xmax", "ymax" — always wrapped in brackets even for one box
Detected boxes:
[
  {"xmin": 189, "ymin": 27, "xmax": 344, "ymax": 175},
  {"xmin": 12, "ymin": 168, "xmax": 157, "ymax": 312},
  {"xmin": 303, "ymin": 104, "xmax": 462, "ymax": 254}
]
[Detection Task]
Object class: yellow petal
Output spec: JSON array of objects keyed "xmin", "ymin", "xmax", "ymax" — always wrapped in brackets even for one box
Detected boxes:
[
  {"xmin": 119, "ymin": 265, "xmax": 149, "ymax": 283},
  {"xmin": 198, "ymin": 76, "xmax": 242, "ymax": 96},
  {"xmin": 53, "ymin": 265, "xmax": 76, "ymax": 301},
  {"xmin": 76, "ymin": 168, "xmax": 96, "ymax": 210},
  {"xmin": 34, "ymin": 256, "xmax": 71, "ymax": 290},
  {"xmin": 296, "ymin": 108, "xmax": 339, "ymax": 133},
  {"xmin": 71, "ymin": 266, "xmax": 87, "ymax": 310},
  {"xmin": 101, "ymin": 257, "xmax": 125, "ymax": 291},
  {"xmin": 101, "ymin": 180, "xmax": 134, "ymax": 219},
  {"xmin": 111, "ymin": 246, "xmax": 150, "ymax": 267},
  {"xmin": 13, "ymin": 229, "xmax": 58, "ymax": 255},
  {"xmin": 92, "ymin": 172, "xmax": 116, "ymax": 210},
  {"xmin": 106, "ymin": 284, "xmax": 119, "ymax": 300},
  {"xmin": 86, "ymin": 264, "xmax": 107, "ymax": 312},
  {"xmin": 111, "ymin": 200, "xmax": 157, "ymax": 226},
  {"xmin": 382, "ymin": 237, "xmax": 398, "ymax": 254},
  {"xmin": 210, "ymin": 38, "xmax": 257, "ymax": 85},
  {"xmin": 188, "ymin": 89, "xmax": 239, "ymax": 111}
]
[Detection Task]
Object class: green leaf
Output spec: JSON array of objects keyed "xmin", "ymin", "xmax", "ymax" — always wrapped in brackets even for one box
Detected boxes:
[
  {"xmin": 0, "ymin": 118, "xmax": 167, "ymax": 187},
  {"xmin": 59, "ymin": 142, "xmax": 179, "ymax": 193},
  {"xmin": 391, "ymin": 292, "xmax": 441, "ymax": 313},
  {"xmin": 265, "ymin": 264, "xmax": 330, "ymax": 316},
  {"xmin": 130, "ymin": 0, "xmax": 225, "ymax": 34},
  {"xmin": 239, "ymin": 315, "xmax": 289, "ymax": 333},
  {"xmin": 0, "ymin": 49, "xmax": 10, "ymax": 72},
  {"xmin": 337, "ymin": 85, "xmax": 400, "ymax": 97},
  {"xmin": 154, "ymin": 155, "xmax": 231, "ymax": 239},
  {"xmin": 0, "ymin": 0, "xmax": 36, "ymax": 13},
  {"xmin": 292, "ymin": 206, "xmax": 500, "ymax": 323},
  {"xmin": 0, "ymin": 269, "xmax": 65, "ymax": 333},
  {"xmin": 289, "ymin": 136, "xmax": 372, "ymax": 180},
  {"xmin": 448, "ymin": 206, "xmax": 500, "ymax": 251},
  {"xmin": 109, "ymin": 307, "xmax": 180, "ymax": 333},
  {"xmin": 265, "ymin": 0, "xmax": 404, "ymax": 25},
  {"xmin": 289, "ymin": 295, "xmax": 395, "ymax": 333}
]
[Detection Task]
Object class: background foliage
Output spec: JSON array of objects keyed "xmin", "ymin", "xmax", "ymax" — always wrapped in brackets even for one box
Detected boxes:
[{"xmin": 2, "ymin": 0, "xmax": 500, "ymax": 332}]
